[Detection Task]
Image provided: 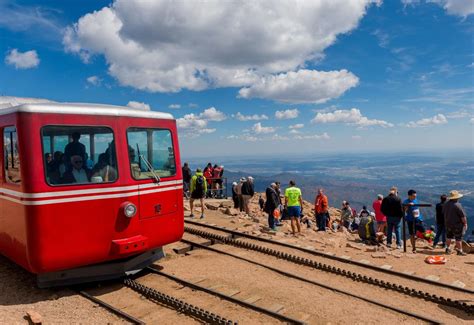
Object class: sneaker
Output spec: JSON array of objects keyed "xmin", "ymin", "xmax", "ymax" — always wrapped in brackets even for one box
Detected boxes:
[
  {"xmin": 396, "ymin": 245, "xmax": 402, "ymax": 250},
  {"xmin": 271, "ymin": 227, "xmax": 277, "ymax": 231},
  {"xmin": 445, "ymin": 248, "xmax": 452, "ymax": 254},
  {"xmin": 189, "ymin": 214, "xmax": 195, "ymax": 218},
  {"xmin": 200, "ymin": 214, "xmax": 204, "ymax": 219},
  {"xmin": 456, "ymin": 250, "xmax": 467, "ymax": 256}
]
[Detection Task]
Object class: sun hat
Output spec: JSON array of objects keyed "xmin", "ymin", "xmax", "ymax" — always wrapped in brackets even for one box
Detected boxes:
[
  {"xmin": 240, "ymin": 177, "xmax": 246, "ymax": 182},
  {"xmin": 248, "ymin": 176, "xmax": 254, "ymax": 180},
  {"xmin": 448, "ymin": 190, "xmax": 463, "ymax": 200},
  {"xmin": 232, "ymin": 182, "xmax": 237, "ymax": 186}
]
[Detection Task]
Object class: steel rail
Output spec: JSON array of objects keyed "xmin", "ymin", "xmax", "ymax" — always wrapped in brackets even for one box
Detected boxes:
[
  {"xmin": 78, "ymin": 290, "xmax": 145, "ymax": 325},
  {"xmin": 181, "ymin": 239, "xmax": 441, "ymax": 324},
  {"xmin": 184, "ymin": 225, "xmax": 474, "ymax": 315},
  {"xmin": 146, "ymin": 267, "xmax": 306, "ymax": 325},
  {"xmin": 123, "ymin": 278, "xmax": 236, "ymax": 325},
  {"xmin": 184, "ymin": 219, "xmax": 473, "ymax": 294}
]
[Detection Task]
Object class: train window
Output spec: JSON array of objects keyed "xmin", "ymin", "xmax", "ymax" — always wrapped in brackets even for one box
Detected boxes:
[
  {"xmin": 127, "ymin": 128, "xmax": 176, "ymax": 180},
  {"xmin": 41, "ymin": 126, "xmax": 118, "ymax": 186},
  {"xmin": 4, "ymin": 126, "xmax": 21, "ymax": 184}
]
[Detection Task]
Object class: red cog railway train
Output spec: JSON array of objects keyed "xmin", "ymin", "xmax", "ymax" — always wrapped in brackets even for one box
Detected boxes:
[{"xmin": 0, "ymin": 102, "xmax": 184, "ymax": 287}]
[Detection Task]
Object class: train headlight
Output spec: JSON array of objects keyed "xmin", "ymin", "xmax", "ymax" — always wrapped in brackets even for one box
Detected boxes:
[{"xmin": 123, "ymin": 203, "xmax": 137, "ymax": 218}]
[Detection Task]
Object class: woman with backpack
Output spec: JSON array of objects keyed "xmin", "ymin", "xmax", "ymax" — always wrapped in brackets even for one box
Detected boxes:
[{"xmin": 189, "ymin": 168, "xmax": 207, "ymax": 219}]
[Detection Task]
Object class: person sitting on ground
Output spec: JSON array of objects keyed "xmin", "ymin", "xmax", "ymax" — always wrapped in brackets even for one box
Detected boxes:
[
  {"xmin": 314, "ymin": 188, "xmax": 329, "ymax": 231},
  {"xmin": 358, "ymin": 212, "xmax": 379, "ymax": 245},
  {"xmin": 62, "ymin": 155, "xmax": 91, "ymax": 184},
  {"xmin": 340, "ymin": 201, "xmax": 353, "ymax": 229},
  {"xmin": 443, "ymin": 190, "xmax": 468, "ymax": 256},
  {"xmin": 373, "ymin": 194, "xmax": 386, "ymax": 233},
  {"xmin": 285, "ymin": 180, "xmax": 303, "ymax": 236},
  {"xmin": 241, "ymin": 176, "xmax": 255, "ymax": 215},
  {"xmin": 433, "ymin": 194, "xmax": 447, "ymax": 248},
  {"xmin": 189, "ymin": 168, "xmax": 207, "ymax": 219},
  {"xmin": 264, "ymin": 183, "xmax": 280, "ymax": 231},
  {"xmin": 404, "ymin": 189, "xmax": 425, "ymax": 253},
  {"xmin": 359, "ymin": 205, "xmax": 370, "ymax": 218}
]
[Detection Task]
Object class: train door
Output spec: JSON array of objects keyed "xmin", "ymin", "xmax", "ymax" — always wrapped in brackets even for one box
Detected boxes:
[{"xmin": 126, "ymin": 127, "xmax": 178, "ymax": 219}]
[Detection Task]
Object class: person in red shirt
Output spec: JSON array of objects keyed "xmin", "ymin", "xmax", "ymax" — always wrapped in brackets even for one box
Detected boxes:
[
  {"xmin": 203, "ymin": 163, "xmax": 213, "ymax": 198},
  {"xmin": 314, "ymin": 188, "xmax": 329, "ymax": 231},
  {"xmin": 372, "ymin": 194, "xmax": 386, "ymax": 233}
]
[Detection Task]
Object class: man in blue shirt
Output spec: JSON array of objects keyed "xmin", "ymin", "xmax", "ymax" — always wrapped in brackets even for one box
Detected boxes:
[{"xmin": 404, "ymin": 189, "xmax": 426, "ymax": 253}]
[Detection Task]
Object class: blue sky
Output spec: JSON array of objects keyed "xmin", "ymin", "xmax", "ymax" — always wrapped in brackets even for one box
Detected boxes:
[{"xmin": 0, "ymin": 0, "xmax": 473, "ymax": 158}]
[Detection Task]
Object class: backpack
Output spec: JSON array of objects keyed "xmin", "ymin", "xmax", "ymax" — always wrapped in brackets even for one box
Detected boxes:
[{"xmin": 194, "ymin": 175, "xmax": 204, "ymax": 196}]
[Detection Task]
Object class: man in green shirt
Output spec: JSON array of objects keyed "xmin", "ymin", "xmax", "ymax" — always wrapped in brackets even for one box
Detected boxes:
[{"xmin": 284, "ymin": 180, "xmax": 303, "ymax": 235}]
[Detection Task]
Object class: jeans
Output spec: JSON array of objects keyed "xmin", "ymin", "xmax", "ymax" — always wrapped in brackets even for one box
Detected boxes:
[
  {"xmin": 268, "ymin": 212, "xmax": 275, "ymax": 229},
  {"xmin": 316, "ymin": 212, "xmax": 327, "ymax": 231},
  {"xmin": 433, "ymin": 223, "xmax": 446, "ymax": 247},
  {"xmin": 386, "ymin": 216, "xmax": 402, "ymax": 246}
]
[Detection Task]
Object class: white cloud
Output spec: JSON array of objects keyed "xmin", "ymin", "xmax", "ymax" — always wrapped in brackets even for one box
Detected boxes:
[
  {"xmin": 199, "ymin": 107, "xmax": 226, "ymax": 121},
  {"xmin": 168, "ymin": 104, "xmax": 181, "ymax": 109},
  {"xmin": 5, "ymin": 49, "xmax": 40, "ymax": 69},
  {"xmin": 251, "ymin": 122, "xmax": 276, "ymax": 134},
  {"xmin": 289, "ymin": 129, "xmax": 301, "ymax": 134},
  {"xmin": 312, "ymin": 108, "xmax": 394, "ymax": 128},
  {"xmin": 227, "ymin": 134, "xmax": 259, "ymax": 142},
  {"xmin": 176, "ymin": 107, "xmax": 226, "ymax": 137},
  {"xmin": 294, "ymin": 132, "xmax": 330, "ymax": 140},
  {"xmin": 429, "ymin": 0, "xmax": 474, "ymax": 17},
  {"xmin": 234, "ymin": 112, "xmax": 269, "ymax": 121},
  {"xmin": 405, "ymin": 114, "xmax": 448, "ymax": 128},
  {"xmin": 87, "ymin": 75, "xmax": 101, "ymax": 86},
  {"xmin": 188, "ymin": 103, "xmax": 199, "ymax": 108},
  {"xmin": 63, "ymin": 0, "xmax": 372, "ymax": 97},
  {"xmin": 289, "ymin": 123, "xmax": 304, "ymax": 129},
  {"xmin": 127, "ymin": 101, "xmax": 151, "ymax": 110},
  {"xmin": 238, "ymin": 69, "xmax": 359, "ymax": 104},
  {"xmin": 271, "ymin": 134, "xmax": 290, "ymax": 141},
  {"xmin": 275, "ymin": 108, "xmax": 299, "ymax": 120},
  {"xmin": 470, "ymin": 117, "xmax": 474, "ymax": 124},
  {"xmin": 352, "ymin": 135, "xmax": 362, "ymax": 140}
]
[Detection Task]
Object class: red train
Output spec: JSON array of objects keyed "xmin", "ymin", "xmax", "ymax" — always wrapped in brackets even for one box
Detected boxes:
[{"xmin": 0, "ymin": 102, "xmax": 184, "ymax": 287}]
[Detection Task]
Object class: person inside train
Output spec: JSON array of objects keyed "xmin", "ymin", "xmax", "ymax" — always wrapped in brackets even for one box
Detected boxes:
[
  {"xmin": 47, "ymin": 151, "xmax": 66, "ymax": 184},
  {"xmin": 64, "ymin": 132, "xmax": 86, "ymax": 167},
  {"xmin": 91, "ymin": 153, "xmax": 117, "ymax": 182},
  {"xmin": 62, "ymin": 155, "xmax": 91, "ymax": 184}
]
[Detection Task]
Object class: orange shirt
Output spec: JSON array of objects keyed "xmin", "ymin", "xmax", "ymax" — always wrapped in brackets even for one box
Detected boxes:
[{"xmin": 315, "ymin": 194, "xmax": 328, "ymax": 214}]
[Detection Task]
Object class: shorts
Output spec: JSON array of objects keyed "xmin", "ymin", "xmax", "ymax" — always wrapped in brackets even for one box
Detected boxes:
[
  {"xmin": 191, "ymin": 191, "xmax": 204, "ymax": 199},
  {"xmin": 287, "ymin": 206, "xmax": 301, "ymax": 218},
  {"xmin": 407, "ymin": 220, "xmax": 425, "ymax": 236},
  {"xmin": 446, "ymin": 226, "xmax": 463, "ymax": 241},
  {"xmin": 377, "ymin": 221, "xmax": 386, "ymax": 226}
]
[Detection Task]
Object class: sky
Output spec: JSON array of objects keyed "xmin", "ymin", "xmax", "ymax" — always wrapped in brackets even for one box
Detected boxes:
[{"xmin": 0, "ymin": 0, "xmax": 473, "ymax": 158}]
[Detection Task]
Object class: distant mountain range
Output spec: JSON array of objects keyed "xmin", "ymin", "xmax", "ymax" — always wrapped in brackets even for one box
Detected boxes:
[{"xmin": 187, "ymin": 152, "xmax": 474, "ymax": 233}]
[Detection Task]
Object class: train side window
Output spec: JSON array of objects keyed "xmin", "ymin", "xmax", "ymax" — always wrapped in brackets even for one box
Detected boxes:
[
  {"xmin": 4, "ymin": 126, "xmax": 21, "ymax": 184},
  {"xmin": 127, "ymin": 128, "xmax": 176, "ymax": 180},
  {"xmin": 41, "ymin": 126, "xmax": 118, "ymax": 186}
]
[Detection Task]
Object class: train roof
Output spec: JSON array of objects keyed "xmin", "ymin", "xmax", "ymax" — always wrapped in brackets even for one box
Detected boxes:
[{"xmin": 0, "ymin": 102, "xmax": 174, "ymax": 120}]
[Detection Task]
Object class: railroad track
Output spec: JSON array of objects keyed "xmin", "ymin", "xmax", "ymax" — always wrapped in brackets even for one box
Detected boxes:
[
  {"xmin": 184, "ymin": 219, "xmax": 473, "ymax": 295},
  {"xmin": 78, "ymin": 278, "xmax": 238, "ymax": 325},
  {"xmin": 179, "ymin": 238, "xmax": 441, "ymax": 324},
  {"xmin": 183, "ymin": 221, "xmax": 474, "ymax": 316}
]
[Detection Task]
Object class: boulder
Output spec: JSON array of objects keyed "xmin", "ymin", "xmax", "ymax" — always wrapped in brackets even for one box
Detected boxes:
[
  {"xmin": 205, "ymin": 202, "xmax": 220, "ymax": 210},
  {"xmin": 224, "ymin": 208, "xmax": 239, "ymax": 216},
  {"xmin": 346, "ymin": 242, "xmax": 362, "ymax": 250},
  {"xmin": 219, "ymin": 201, "xmax": 234, "ymax": 208}
]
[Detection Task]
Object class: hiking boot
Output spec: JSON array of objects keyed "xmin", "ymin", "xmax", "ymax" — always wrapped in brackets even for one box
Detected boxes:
[
  {"xmin": 200, "ymin": 214, "xmax": 204, "ymax": 219},
  {"xmin": 189, "ymin": 214, "xmax": 195, "ymax": 218},
  {"xmin": 456, "ymin": 250, "xmax": 467, "ymax": 256},
  {"xmin": 271, "ymin": 227, "xmax": 277, "ymax": 231},
  {"xmin": 445, "ymin": 248, "xmax": 452, "ymax": 254}
]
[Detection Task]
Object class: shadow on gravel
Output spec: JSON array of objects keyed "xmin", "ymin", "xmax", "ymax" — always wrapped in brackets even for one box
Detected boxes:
[
  {"xmin": 0, "ymin": 255, "xmax": 76, "ymax": 306},
  {"xmin": 438, "ymin": 304, "xmax": 474, "ymax": 321}
]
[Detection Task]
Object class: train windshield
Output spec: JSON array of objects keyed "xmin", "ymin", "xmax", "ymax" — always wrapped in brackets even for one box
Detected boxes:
[
  {"xmin": 41, "ymin": 126, "xmax": 118, "ymax": 185},
  {"xmin": 127, "ymin": 128, "xmax": 176, "ymax": 180}
]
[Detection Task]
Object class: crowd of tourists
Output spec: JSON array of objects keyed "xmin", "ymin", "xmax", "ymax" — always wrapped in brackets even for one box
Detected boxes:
[{"xmin": 182, "ymin": 162, "xmax": 469, "ymax": 256}]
